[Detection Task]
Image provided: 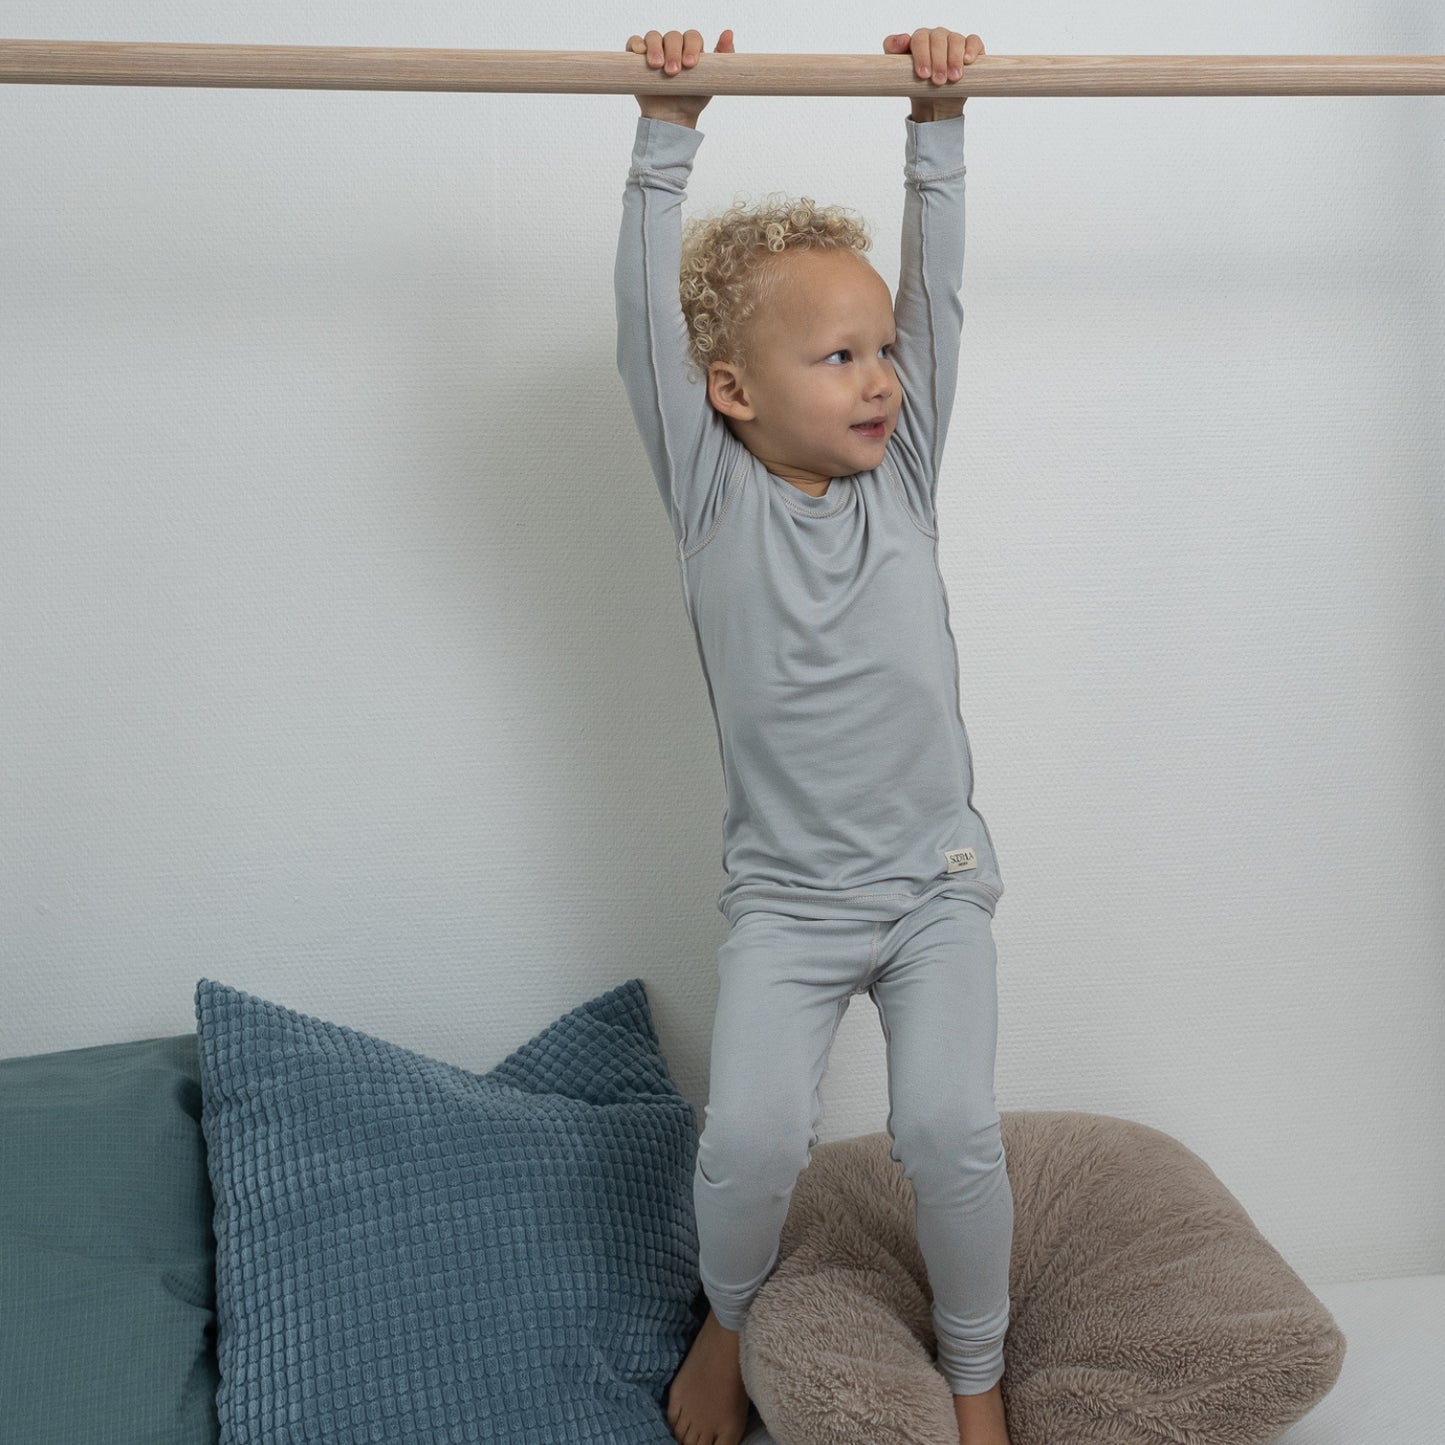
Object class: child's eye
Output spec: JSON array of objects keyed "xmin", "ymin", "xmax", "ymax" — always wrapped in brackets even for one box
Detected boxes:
[{"xmin": 825, "ymin": 345, "xmax": 894, "ymax": 364}]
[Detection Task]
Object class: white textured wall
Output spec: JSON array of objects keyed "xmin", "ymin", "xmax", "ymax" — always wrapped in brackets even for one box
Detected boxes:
[{"xmin": 3, "ymin": 1, "xmax": 1442, "ymax": 1290}]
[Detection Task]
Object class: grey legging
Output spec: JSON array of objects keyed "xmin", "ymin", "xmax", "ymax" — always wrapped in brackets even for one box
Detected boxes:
[{"xmin": 693, "ymin": 893, "xmax": 1013, "ymax": 1395}]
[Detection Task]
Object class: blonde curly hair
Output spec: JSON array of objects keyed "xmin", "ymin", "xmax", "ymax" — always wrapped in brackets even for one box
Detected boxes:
[{"xmin": 679, "ymin": 192, "xmax": 876, "ymax": 386}]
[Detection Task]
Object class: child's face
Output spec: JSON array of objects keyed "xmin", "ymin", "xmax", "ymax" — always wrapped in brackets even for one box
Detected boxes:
[{"xmin": 706, "ymin": 250, "xmax": 900, "ymax": 496}]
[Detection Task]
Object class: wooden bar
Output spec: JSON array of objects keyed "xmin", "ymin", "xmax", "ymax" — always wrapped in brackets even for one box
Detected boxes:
[{"xmin": 1, "ymin": 42, "xmax": 1443, "ymax": 96}]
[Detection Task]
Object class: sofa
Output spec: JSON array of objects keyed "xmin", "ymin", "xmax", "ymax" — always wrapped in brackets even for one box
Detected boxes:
[{"xmin": 2, "ymin": 977, "xmax": 1436, "ymax": 1444}]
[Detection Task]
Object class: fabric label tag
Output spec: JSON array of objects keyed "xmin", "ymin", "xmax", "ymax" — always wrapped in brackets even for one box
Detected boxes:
[{"xmin": 944, "ymin": 848, "xmax": 978, "ymax": 874}]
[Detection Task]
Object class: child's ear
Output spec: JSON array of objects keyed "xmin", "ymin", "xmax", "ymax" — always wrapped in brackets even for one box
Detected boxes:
[{"xmin": 707, "ymin": 363, "xmax": 755, "ymax": 422}]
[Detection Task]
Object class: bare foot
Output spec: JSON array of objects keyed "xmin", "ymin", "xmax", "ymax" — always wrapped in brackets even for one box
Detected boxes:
[
  {"xmin": 665, "ymin": 1306, "xmax": 752, "ymax": 1445},
  {"xmin": 953, "ymin": 1379, "xmax": 1011, "ymax": 1445}
]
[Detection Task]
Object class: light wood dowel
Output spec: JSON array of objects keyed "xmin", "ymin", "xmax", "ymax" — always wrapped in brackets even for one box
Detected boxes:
[{"xmin": 1, "ymin": 42, "xmax": 1443, "ymax": 95}]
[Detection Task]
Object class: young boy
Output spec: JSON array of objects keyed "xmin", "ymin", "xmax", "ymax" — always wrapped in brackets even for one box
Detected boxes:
[{"xmin": 615, "ymin": 27, "xmax": 1013, "ymax": 1445}]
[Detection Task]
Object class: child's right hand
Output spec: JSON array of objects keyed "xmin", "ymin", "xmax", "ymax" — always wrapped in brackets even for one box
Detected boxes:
[{"xmin": 625, "ymin": 28, "xmax": 735, "ymax": 125}]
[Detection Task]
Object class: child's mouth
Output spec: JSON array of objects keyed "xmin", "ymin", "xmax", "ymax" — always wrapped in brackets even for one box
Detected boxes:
[{"xmin": 851, "ymin": 421, "xmax": 885, "ymax": 438}]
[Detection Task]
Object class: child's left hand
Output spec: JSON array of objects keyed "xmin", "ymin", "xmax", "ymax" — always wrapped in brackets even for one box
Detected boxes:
[{"xmin": 884, "ymin": 28, "xmax": 983, "ymax": 117}]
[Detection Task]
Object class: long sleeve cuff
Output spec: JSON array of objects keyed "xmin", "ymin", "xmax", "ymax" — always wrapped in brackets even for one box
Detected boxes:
[{"xmin": 904, "ymin": 109, "xmax": 966, "ymax": 177}]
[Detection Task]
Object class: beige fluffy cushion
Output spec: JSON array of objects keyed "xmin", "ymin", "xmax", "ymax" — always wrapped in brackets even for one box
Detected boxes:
[{"xmin": 739, "ymin": 1111, "xmax": 1346, "ymax": 1445}]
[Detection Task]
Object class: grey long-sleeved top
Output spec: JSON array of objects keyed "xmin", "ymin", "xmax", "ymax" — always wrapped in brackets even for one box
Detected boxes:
[{"xmin": 614, "ymin": 111, "xmax": 1003, "ymax": 926}]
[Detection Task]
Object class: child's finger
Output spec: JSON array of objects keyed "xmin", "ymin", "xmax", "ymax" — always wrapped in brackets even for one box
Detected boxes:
[
  {"xmin": 931, "ymin": 31, "xmax": 952, "ymax": 83},
  {"xmin": 947, "ymin": 33, "xmax": 967, "ymax": 79},
  {"xmin": 909, "ymin": 28, "xmax": 935, "ymax": 78}
]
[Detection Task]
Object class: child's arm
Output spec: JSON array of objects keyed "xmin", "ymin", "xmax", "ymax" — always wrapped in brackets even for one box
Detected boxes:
[
  {"xmin": 884, "ymin": 28, "xmax": 977, "ymax": 529},
  {"xmin": 886, "ymin": 108, "xmax": 969, "ymax": 533},
  {"xmin": 614, "ymin": 29, "xmax": 739, "ymax": 557}
]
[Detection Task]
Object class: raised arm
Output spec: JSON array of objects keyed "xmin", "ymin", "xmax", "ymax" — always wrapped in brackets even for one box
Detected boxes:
[
  {"xmin": 886, "ymin": 108, "xmax": 968, "ymax": 532},
  {"xmin": 614, "ymin": 115, "xmax": 733, "ymax": 553},
  {"xmin": 882, "ymin": 27, "xmax": 977, "ymax": 530},
  {"xmin": 614, "ymin": 28, "xmax": 738, "ymax": 554}
]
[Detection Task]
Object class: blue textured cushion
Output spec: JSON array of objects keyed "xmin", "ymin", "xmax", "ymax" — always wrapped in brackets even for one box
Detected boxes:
[
  {"xmin": 0, "ymin": 1034, "xmax": 219, "ymax": 1445},
  {"xmin": 194, "ymin": 977, "xmax": 704, "ymax": 1444}
]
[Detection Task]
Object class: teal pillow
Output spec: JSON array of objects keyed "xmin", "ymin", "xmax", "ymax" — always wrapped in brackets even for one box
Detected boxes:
[
  {"xmin": 0, "ymin": 1033, "xmax": 220, "ymax": 1445},
  {"xmin": 195, "ymin": 977, "xmax": 704, "ymax": 1444}
]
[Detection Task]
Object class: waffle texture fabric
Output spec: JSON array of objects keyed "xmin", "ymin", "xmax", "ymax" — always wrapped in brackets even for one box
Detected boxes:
[{"xmin": 195, "ymin": 977, "xmax": 703, "ymax": 1444}]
